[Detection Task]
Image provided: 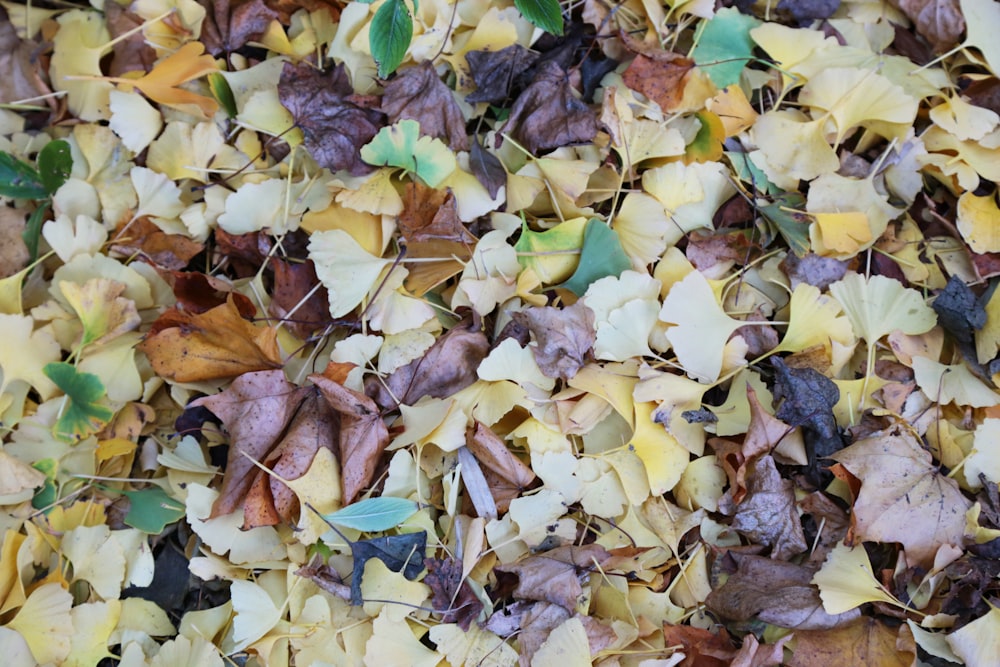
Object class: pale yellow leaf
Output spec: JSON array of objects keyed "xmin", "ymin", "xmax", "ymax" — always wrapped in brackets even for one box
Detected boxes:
[
  {"xmin": 946, "ymin": 605, "xmax": 1000, "ymax": 667},
  {"xmin": 7, "ymin": 583, "xmax": 73, "ymax": 664},
  {"xmin": 310, "ymin": 228, "xmax": 392, "ymax": 318},
  {"xmin": 361, "ymin": 558, "xmax": 431, "ymax": 622},
  {"xmin": 364, "ymin": 610, "xmax": 442, "ymax": 667},
  {"xmin": 912, "ymin": 357, "xmax": 1000, "ymax": 408},
  {"xmin": 531, "ymin": 616, "xmax": 590, "ymax": 666},
  {"xmin": 957, "ymin": 191, "xmax": 1000, "ymax": 254},
  {"xmin": 813, "ymin": 543, "xmax": 901, "ymax": 614}
]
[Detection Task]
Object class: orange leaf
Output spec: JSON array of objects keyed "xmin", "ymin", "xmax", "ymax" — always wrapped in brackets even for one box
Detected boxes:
[
  {"xmin": 139, "ymin": 295, "xmax": 282, "ymax": 382},
  {"xmin": 123, "ymin": 41, "xmax": 219, "ymax": 117}
]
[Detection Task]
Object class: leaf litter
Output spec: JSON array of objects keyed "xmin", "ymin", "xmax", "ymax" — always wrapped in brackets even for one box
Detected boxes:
[{"xmin": 2, "ymin": 0, "xmax": 1000, "ymax": 664}]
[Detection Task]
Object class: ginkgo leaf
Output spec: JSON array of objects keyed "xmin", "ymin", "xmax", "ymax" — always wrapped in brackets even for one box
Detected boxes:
[
  {"xmin": 559, "ymin": 219, "xmax": 632, "ymax": 296},
  {"xmin": 0, "ymin": 314, "xmax": 61, "ymax": 400},
  {"xmin": 775, "ymin": 282, "xmax": 854, "ymax": 355},
  {"xmin": 692, "ymin": 7, "xmax": 761, "ymax": 88},
  {"xmin": 660, "ymin": 270, "xmax": 743, "ymax": 382},
  {"xmin": 514, "ymin": 217, "xmax": 587, "ymax": 284},
  {"xmin": 59, "ymin": 278, "xmax": 140, "ymax": 349},
  {"xmin": 799, "ymin": 67, "xmax": 918, "ymax": 144},
  {"xmin": 911, "ymin": 356, "xmax": 1000, "ymax": 408},
  {"xmin": 43, "ymin": 362, "xmax": 115, "ymax": 442},
  {"xmin": 631, "ymin": 401, "xmax": 690, "ymax": 494},
  {"xmin": 323, "ymin": 496, "xmax": 419, "ymax": 531},
  {"xmin": 309, "ymin": 229, "xmax": 392, "ymax": 318},
  {"xmin": 111, "ymin": 41, "xmax": 219, "ymax": 118},
  {"xmin": 812, "ymin": 543, "xmax": 903, "ymax": 615},
  {"xmin": 751, "ymin": 110, "xmax": 839, "ymax": 183},
  {"xmin": 149, "ymin": 636, "xmax": 224, "ymax": 667},
  {"xmin": 532, "ymin": 617, "xmax": 590, "ymax": 665},
  {"xmin": 6, "ymin": 583, "xmax": 73, "ymax": 665},
  {"xmin": 61, "ymin": 524, "xmax": 127, "ymax": 600},
  {"xmin": 963, "ymin": 0, "xmax": 1000, "ymax": 77},
  {"xmin": 612, "ymin": 193, "xmax": 672, "ymax": 266},
  {"xmin": 117, "ymin": 487, "xmax": 186, "ymax": 534},
  {"xmin": 230, "ymin": 579, "xmax": 283, "ymax": 652},
  {"xmin": 957, "ymin": 191, "xmax": 1000, "ymax": 254},
  {"xmin": 49, "ymin": 9, "xmax": 113, "ymax": 120},
  {"xmin": 810, "ymin": 211, "xmax": 872, "ymax": 255},
  {"xmin": 361, "ymin": 119, "xmax": 457, "ymax": 187},
  {"xmin": 946, "ymin": 605, "xmax": 1000, "ymax": 667}
]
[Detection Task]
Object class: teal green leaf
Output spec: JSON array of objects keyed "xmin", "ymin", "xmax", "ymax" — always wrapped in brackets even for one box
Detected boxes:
[
  {"xmin": 692, "ymin": 7, "xmax": 761, "ymax": 89},
  {"xmin": 0, "ymin": 151, "xmax": 46, "ymax": 199},
  {"xmin": 515, "ymin": 0, "xmax": 563, "ymax": 35},
  {"xmin": 371, "ymin": 0, "xmax": 412, "ymax": 78},
  {"xmin": 760, "ymin": 194, "xmax": 811, "ymax": 257},
  {"xmin": 37, "ymin": 140, "xmax": 72, "ymax": 195},
  {"xmin": 208, "ymin": 72, "xmax": 238, "ymax": 118},
  {"xmin": 361, "ymin": 119, "xmax": 457, "ymax": 187},
  {"xmin": 323, "ymin": 496, "xmax": 419, "ymax": 531},
  {"xmin": 22, "ymin": 201, "xmax": 50, "ymax": 263},
  {"xmin": 43, "ymin": 362, "xmax": 115, "ymax": 442},
  {"xmin": 30, "ymin": 459, "xmax": 58, "ymax": 512},
  {"xmin": 119, "ymin": 487, "xmax": 186, "ymax": 533},
  {"xmin": 559, "ymin": 219, "xmax": 632, "ymax": 296}
]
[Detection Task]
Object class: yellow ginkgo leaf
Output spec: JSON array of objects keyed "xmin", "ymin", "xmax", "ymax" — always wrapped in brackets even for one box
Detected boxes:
[
  {"xmin": 150, "ymin": 635, "xmax": 225, "ymax": 667},
  {"xmin": 631, "ymin": 401, "xmax": 689, "ymax": 495},
  {"xmin": 812, "ymin": 542, "xmax": 902, "ymax": 614},
  {"xmin": 966, "ymin": 419, "xmax": 1000, "ymax": 490},
  {"xmin": 751, "ymin": 110, "xmax": 839, "ymax": 183},
  {"xmin": 0, "ymin": 451, "xmax": 46, "ymax": 504},
  {"xmin": 930, "ymin": 94, "xmax": 999, "ymax": 141},
  {"xmin": 113, "ymin": 41, "xmax": 219, "ymax": 118},
  {"xmin": 531, "ymin": 617, "xmax": 591, "ymax": 666},
  {"xmin": 911, "ymin": 356, "xmax": 1000, "ymax": 408},
  {"xmin": 810, "ymin": 211, "xmax": 872, "ymax": 255},
  {"xmin": 7, "ymin": 583, "xmax": 73, "ymax": 665},
  {"xmin": 947, "ymin": 605, "xmax": 1000, "ymax": 667},
  {"xmin": 309, "ymin": 229, "xmax": 392, "ymax": 318},
  {"xmin": 800, "ymin": 67, "xmax": 918, "ymax": 144},
  {"xmin": 361, "ymin": 558, "xmax": 431, "ymax": 622},
  {"xmin": 429, "ymin": 623, "xmax": 519, "ymax": 667},
  {"xmin": 230, "ymin": 579, "xmax": 283, "ymax": 652},
  {"xmin": 66, "ymin": 601, "xmax": 120, "ymax": 666},
  {"xmin": 61, "ymin": 524, "xmax": 127, "ymax": 600},
  {"xmin": 49, "ymin": 10, "xmax": 113, "ymax": 121},
  {"xmin": 642, "ymin": 161, "xmax": 736, "ymax": 246},
  {"xmin": 957, "ymin": 191, "xmax": 1000, "ymax": 254},
  {"xmin": 775, "ymin": 282, "xmax": 854, "ymax": 355},
  {"xmin": 613, "ymin": 192, "xmax": 672, "ymax": 266},
  {"xmin": 364, "ymin": 609, "xmax": 442, "ymax": 667}
]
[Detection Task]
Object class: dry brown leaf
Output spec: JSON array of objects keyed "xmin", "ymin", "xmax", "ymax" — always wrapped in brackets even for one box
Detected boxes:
[
  {"xmin": 103, "ymin": 2, "xmax": 157, "ymax": 77},
  {"xmin": 190, "ymin": 369, "xmax": 312, "ymax": 517},
  {"xmin": 513, "ymin": 302, "xmax": 596, "ymax": 380},
  {"xmin": 110, "ymin": 217, "xmax": 203, "ymax": 270},
  {"xmin": 382, "ymin": 61, "xmax": 470, "ymax": 151},
  {"xmin": 787, "ymin": 617, "xmax": 914, "ymax": 667},
  {"xmin": 397, "ymin": 182, "xmax": 475, "ymax": 296},
  {"xmin": 311, "ymin": 371, "xmax": 388, "ymax": 503},
  {"xmin": 466, "ymin": 421, "xmax": 536, "ymax": 492},
  {"xmin": 268, "ymin": 258, "xmax": 330, "ymax": 340},
  {"xmin": 831, "ymin": 427, "xmax": 972, "ymax": 565},
  {"xmin": 731, "ymin": 633, "xmax": 792, "ymax": 667},
  {"xmin": 661, "ymin": 624, "xmax": 736, "ymax": 667},
  {"xmin": 889, "ymin": 0, "xmax": 964, "ymax": 52},
  {"xmin": 139, "ymin": 295, "xmax": 283, "ymax": 382},
  {"xmin": 621, "ymin": 51, "xmax": 695, "ymax": 114},
  {"xmin": 0, "ymin": 6, "xmax": 55, "ymax": 114},
  {"xmin": 0, "ymin": 207, "xmax": 29, "ymax": 279},
  {"xmin": 495, "ymin": 544, "xmax": 611, "ymax": 612},
  {"xmin": 197, "ymin": 0, "xmax": 279, "ymax": 55},
  {"xmin": 724, "ymin": 455, "xmax": 808, "ymax": 560},
  {"xmin": 167, "ymin": 271, "xmax": 258, "ymax": 315}
]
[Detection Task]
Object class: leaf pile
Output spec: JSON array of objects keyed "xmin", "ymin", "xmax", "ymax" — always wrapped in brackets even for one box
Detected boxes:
[{"xmin": 2, "ymin": 0, "xmax": 1000, "ymax": 665}]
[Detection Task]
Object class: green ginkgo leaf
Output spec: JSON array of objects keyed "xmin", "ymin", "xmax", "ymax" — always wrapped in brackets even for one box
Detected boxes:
[
  {"xmin": 120, "ymin": 487, "xmax": 186, "ymax": 534},
  {"xmin": 323, "ymin": 496, "xmax": 419, "ymax": 532},
  {"xmin": 692, "ymin": 7, "xmax": 761, "ymax": 89},
  {"xmin": 514, "ymin": 217, "xmax": 587, "ymax": 284},
  {"xmin": 360, "ymin": 119, "xmax": 457, "ymax": 187},
  {"xmin": 559, "ymin": 219, "xmax": 632, "ymax": 296},
  {"xmin": 43, "ymin": 362, "xmax": 115, "ymax": 442}
]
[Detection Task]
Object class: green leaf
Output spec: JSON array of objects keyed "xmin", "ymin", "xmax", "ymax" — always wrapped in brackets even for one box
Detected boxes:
[
  {"xmin": 691, "ymin": 7, "xmax": 761, "ymax": 89},
  {"xmin": 360, "ymin": 119, "xmax": 457, "ymax": 187},
  {"xmin": 43, "ymin": 362, "xmax": 115, "ymax": 442},
  {"xmin": 515, "ymin": 217, "xmax": 587, "ymax": 284},
  {"xmin": 323, "ymin": 496, "xmax": 419, "ymax": 531},
  {"xmin": 208, "ymin": 72, "xmax": 238, "ymax": 118},
  {"xmin": 760, "ymin": 194, "xmax": 811, "ymax": 257},
  {"xmin": 559, "ymin": 218, "xmax": 632, "ymax": 296},
  {"xmin": 22, "ymin": 201, "xmax": 50, "ymax": 263},
  {"xmin": 371, "ymin": 0, "xmax": 412, "ymax": 78},
  {"xmin": 515, "ymin": 0, "xmax": 563, "ymax": 35},
  {"xmin": 0, "ymin": 151, "xmax": 46, "ymax": 199},
  {"xmin": 30, "ymin": 459, "xmax": 58, "ymax": 512},
  {"xmin": 37, "ymin": 140, "xmax": 72, "ymax": 195},
  {"xmin": 119, "ymin": 487, "xmax": 186, "ymax": 533}
]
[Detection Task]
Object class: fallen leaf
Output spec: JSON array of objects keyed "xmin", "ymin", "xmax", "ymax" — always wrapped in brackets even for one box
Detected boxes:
[
  {"xmin": 513, "ymin": 302, "xmax": 595, "ymax": 380},
  {"xmin": 495, "ymin": 544, "xmax": 611, "ymax": 612},
  {"xmin": 424, "ymin": 556, "xmax": 485, "ymax": 630},
  {"xmin": 788, "ymin": 616, "xmax": 913, "ymax": 667},
  {"xmin": 621, "ymin": 50, "xmax": 695, "ymax": 114},
  {"xmin": 382, "ymin": 61, "xmax": 470, "ymax": 151},
  {"xmin": 349, "ymin": 531, "xmax": 427, "ymax": 604},
  {"xmin": 724, "ymin": 455, "xmax": 808, "ymax": 560},
  {"xmin": 139, "ymin": 296, "xmax": 283, "ymax": 383},
  {"xmin": 110, "ymin": 217, "xmax": 203, "ymax": 271},
  {"xmin": 112, "ymin": 42, "xmax": 220, "ymax": 118},
  {"xmin": 466, "ymin": 421, "xmax": 536, "ymax": 493},
  {"xmin": 198, "ymin": 0, "xmax": 280, "ymax": 55},
  {"xmin": 465, "ymin": 45, "xmax": 538, "ymax": 104},
  {"xmin": 812, "ymin": 542, "xmax": 904, "ymax": 614},
  {"xmin": 890, "ymin": 0, "xmax": 964, "ymax": 52},
  {"xmin": 661, "ymin": 623, "xmax": 735, "ymax": 667},
  {"xmin": 44, "ymin": 362, "xmax": 115, "ymax": 442}
]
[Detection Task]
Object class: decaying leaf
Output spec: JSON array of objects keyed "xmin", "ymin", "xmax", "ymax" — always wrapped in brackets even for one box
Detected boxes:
[{"xmin": 513, "ymin": 302, "xmax": 595, "ymax": 380}]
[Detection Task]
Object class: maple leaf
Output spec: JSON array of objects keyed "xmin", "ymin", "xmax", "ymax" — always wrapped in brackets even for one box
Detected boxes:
[
  {"xmin": 278, "ymin": 61, "xmax": 385, "ymax": 174},
  {"xmin": 832, "ymin": 427, "xmax": 972, "ymax": 565}
]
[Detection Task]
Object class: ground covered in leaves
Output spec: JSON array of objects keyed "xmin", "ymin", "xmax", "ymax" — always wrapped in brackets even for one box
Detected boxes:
[{"xmin": 2, "ymin": 0, "xmax": 1000, "ymax": 664}]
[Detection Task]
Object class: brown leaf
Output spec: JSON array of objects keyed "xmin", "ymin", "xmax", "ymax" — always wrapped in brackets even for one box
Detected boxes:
[
  {"xmin": 466, "ymin": 421, "xmax": 536, "ymax": 492},
  {"xmin": 242, "ymin": 392, "xmax": 337, "ymax": 528},
  {"xmin": 278, "ymin": 62, "xmax": 385, "ymax": 174},
  {"xmin": 367, "ymin": 310, "xmax": 489, "ymax": 408},
  {"xmin": 0, "ymin": 6, "xmax": 55, "ymax": 115},
  {"xmin": 197, "ymin": 0, "xmax": 279, "ymax": 55},
  {"xmin": 104, "ymin": 2, "xmax": 157, "ymax": 77},
  {"xmin": 139, "ymin": 296, "xmax": 283, "ymax": 383},
  {"xmin": 787, "ymin": 617, "xmax": 914, "ymax": 667},
  {"xmin": 965, "ymin": 77, "xmax": 1000, "ymax": 116},
  {"xmin": 296, "ymin": 556, "xmax": 352, "ymax": 600},
  {"xmin": 110, "ymin": 217, "xmax": 203, "ymax": 270},
  {"xmin": 190, "ymin": 370, "xmax": 312, "ymax": 517},
  {"xmin": 268, "ymin": 258, "xmax": 330, "ymax": 339},
  {"xmin": 499, "ymin": 61, "xmax": 599, "ymax": 156},
  {"xmin": 382, "ymin": 62, "xmax": 469, "ymax": 151},
  {"xmin": 0, "ymin": 207, "xmax": 29, "ymax": 279},
  {"xmin": 495, "ymin": 544, "xmax": 611, "ymax": 612},
  {"xmin": 311, "ymin": 371, "xmax": 388, "ymax": 503},
  {"xmin": 888, "ymin": 0, "xmax": 964, "ymax": 52},
  {"xmin": 264, "ymin": 0, "xmax": 340, "ymax": 23},
  {"xmin": 423, "ymin": 556, "xmax": 484, "ymax": 630},
  {"xmin": 724, "ymin": 455, "xmax": 808, "ymax": 560},
  {"xmin": 213, "ymin": 228, "xmax": 272, "ymax": 278},
  {"xmin": 621, "ymin": 51, "xmax": 695, "ymax": 114},
  {"xmin": 730, "ymin": 633, "xmax": 792, "ymax": 667},
  {"xmin": 831, "ymin": 427, "xmax": 972, "ymax": 566},
  {"xmin": 661, "ymin": 624, "xmax": 736, "ymax": 667},
  {"xmin": 513, "ymin": 302, "xmax": 595, "ymax": 380},
  {"xmin": 705, "ymin": 553, "xmax": 861, "ymax": 630},
  {"xmin": 465, "ymin": 45, "xmax": 539, "ymax": 104},
  {"xmin": 516, "ymin": 602, "xmax": 572, "ymax": 666},
  {"xmin": 469, "ymin": 138, "xmax": 507, "ymax": 199},
  {"xmin": 397, "ymin": 182, "xmax": 476, "ymax": 295},
  {"xmin": 799, "ymin": 491, "xmax": 850, "ymax": 567},
  {"xmin": 167, "ymin": 272, "xmax": 258, "ymax": 315}
]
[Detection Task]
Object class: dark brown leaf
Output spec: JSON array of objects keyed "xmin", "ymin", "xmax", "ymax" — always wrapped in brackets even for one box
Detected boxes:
[
  {"xmin": 494, "ymin": 544, "xmax": 611, "ymax": 611},
  {"xmin": 278, "ymin": 62, "xmax": 385, "ymax": 174},
  {"xmin": 382, "ymin": 62, "xmax": 469, "ymax": 151},
  {"xmin": 198, "ymin": 0, "xmax": 279, "ymax": 55},
  {"xmin": 0, "ymin": 6, "xmax": 55, "ymax": 114},
  {"xmin": 661, "ymin": 624, "xmax": 735, "ymax": 667},
  {"xmin": 620, "ymin": 51, "xmax": 695, "ymax": 114},
  {"xmin": 469, "ymin": 138, "xmax": 507, "ymax": 199},
  {"xmin": 499, "ymin": 61, "xmax": 599, "ymax": 156},
  {"xmin": 110, "ymin": 217, "xmax": 203, "ymax": 270},
  {"xmin": 311, "ymin": 371, "xmax": 389, "ymax": 503},
  {"xmin": 167, "ymin": 271, "xmax": 258, "ymax": 315},
  {"xmin": 965, "ymin": 77, "xmax": 1000, "ymax": 116},
  {"xmin": 705, "ymin": 553, "xmax": 861, "ymax": 630},
  {"xmin": 397, "ymin": 182, "xmax": 476, "ymax": 295},
  {"xmin": 513, "ymin": 302, "xmax": 595, "ymax": 380},
  {"xmin": 367, "ymin": 310, "xmax": 489, "ymax": 408},
  {"xmin": 465, "ymin": 45, "xmax": 539, "ymax": 104},
  {"xmin": 423, "ymin": 556, "xmax": 484, "ymax": 630},
  {"xmin": 889, "ymin": 0, "xmax": 964, "ymax": 52},
  {"xmin": 103, "ymin": 2, "xmax": 158, "ymax": 77},
  {"xmin": 268, "ymin": 258, "xmax": 330, "ymax": 339},
  {"xmin": 190, "ymin": 370, "xmax": 312, "ymax": 517}
]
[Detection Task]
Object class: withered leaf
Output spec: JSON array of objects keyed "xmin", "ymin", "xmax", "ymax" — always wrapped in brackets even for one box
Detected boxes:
[
  {"xmin": 513, "ymin": 302, "xmax": 595, "ymax": 380},
  {"xmin": 242, "ymin": 392, "xmax": 337, "ymax": 529},
  {"xmin": 788, "ymin": 617, "xmax": 913, "ymax": 667},
  {"xmin": 723, "ymin": 455, "xmax": 808, "ymax": 560},
  {"xmin": 268, "ymin": 258, "xmax": 331, "ymax": 339},
  {"xmin": 350, "ymin": 530, "xmax": 426, "ymax": 605},
  {"xmin": 777, "ymin": 0, "xmax": 841, "ymax": 24},
  {"xmin": 466, "ymin": 421, "xmax": 536, "ymax": 491},
  {"xmin": 110, "ymin": 217, "xmax": 203, "ymax": 271},
  {"xmin": 398, "ymin": 182, "xmax": 476, "ymax": 295},
  {"xmin": 661, "ymin": 624, "xmax": 735, "ymax": 667},
  {"xmin": 705, "ymin": 553, "xmax": 861, "ymax": 630},
  {"xmin": 423, "ymin": 556, "xmax": 485, "ymax": 630},
  {"xmin": 197, "ymin": 0, "xmax": 279, "ymax": 55},
  {"xmin": 366, "ymin": 311, "xmax": 489, "ymax": 408},
  {"xmin": 889, "ymin": 0, "xmax": 964, "ymax": 52},
  {"xmin": 620, "ymin": 51, "xmax": 695, "ymax": 114},
  {"xmin": 457, "ymin": 446, "xmax": 498, "ymax": 520},
  {"xmin": 278, "ymin": 62, "xmax": 385, "ymax": 174},
  {"xmin": 0, "ymin": 207, "xmax": 29, "ymax": 279},
  {"xmin": 213, "ymin": 228, "xmax": 273, "ymax": 278},
  {"xmin": 382, "ymin": 61, "xmax": 469, "ymax": 151},
  {"xmin": 933, "ymin": 274, "xmax": 985, "ymax": 345},
  {"xmin": 965, "ymin": 77, "xmax": 1000, "ymax": 116},
  {"xmin": 311, "ymin": 372, "xmax": 389, "ymax": 503},
  {"xmin": 296, "ymin": 556, "xmax": 351, "ymax": 600},
  {"xmin": 103, "ymin": 2, "xmax": 157, "ymax": 77},
  {"xmin": 167, "ymin": 271, "xmax": 258, "ymax": 315},
  {"xmin": 499, "ymin": 61, "xmax": 599, "ymax": 156},
  {"xmin": 513, "ymin": 602, "xmax": 572, "ymax": 663},
  {"xmin": 494, "ymin": 544, "xmax": 611, "ymax": 612},
  {"xmin": 465, "ymin": 45, "xmax": 539, "ymax": 104},
  {"xmin": 772, "ymin": 357, "xmax": 843, "ymax": 474},
  {"xmin": 189, "ymin": 370, "xmax": 312, "ymax": 518},
  {"xmin": 0, "ymin": 6, "xmax": 55, "ymax": 114},
  {"xmin": 469, "ymin": 139, "xmax": 506, "ymax": 199},
  {"xmin": 139, "ymin": 296, "xmax": 283, "ymax": 383}
]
